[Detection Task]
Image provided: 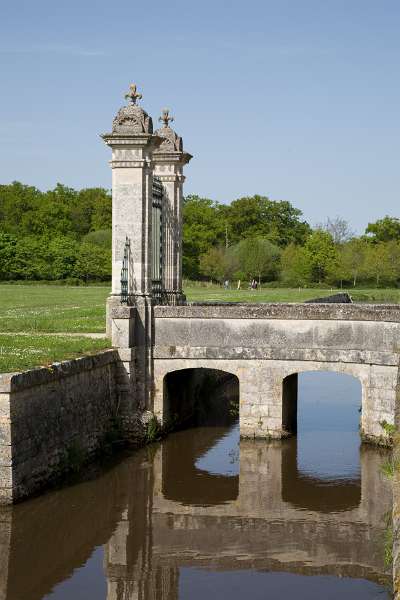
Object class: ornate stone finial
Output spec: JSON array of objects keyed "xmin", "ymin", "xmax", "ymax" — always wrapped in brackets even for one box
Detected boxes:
[
  {"xmin": 159, "ymin": 108, "xmax": 174, "ymax": 128},
  {"xmin": 124, "ymin": 83, "xmax": 142, "ymax": 105}
]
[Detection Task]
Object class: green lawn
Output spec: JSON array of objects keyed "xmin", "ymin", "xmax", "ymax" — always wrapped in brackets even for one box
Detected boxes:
[
  {"xmin": 184, "ymin": 285, "xmax": 400, "ymax": 304},
  {"xmin": 0, "ymin": 283, "xmax": 399, "ymax": 373},
  {"xmin": 0, "ymin": 285, "xmax": 109, "ymax": 333},
  {"xmin": 0, "ymin": 334, "xmax": 110, "ymax": 373}
]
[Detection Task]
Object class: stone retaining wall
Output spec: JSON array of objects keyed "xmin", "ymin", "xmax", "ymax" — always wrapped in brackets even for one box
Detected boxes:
[{"xmin": 0, "ymin": 350, "xmax": 121, "ymax": 504}]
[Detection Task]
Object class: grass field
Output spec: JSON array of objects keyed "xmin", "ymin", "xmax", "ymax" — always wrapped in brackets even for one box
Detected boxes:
[{"xmin": 1, "ymin": 283, "xmax": 400, "ymax": 372}]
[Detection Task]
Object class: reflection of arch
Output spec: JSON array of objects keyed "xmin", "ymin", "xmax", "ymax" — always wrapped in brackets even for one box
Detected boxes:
[
  {"xmin": 282, "ymin": 370, "xmax": 362, "ymax": 512},
  {"xmin": 281, "ymin": 437, "xmax": 361, "ymax": 512},
  {"xmin": 162, "ymin": 426, "xmax": 239, "ymax": 505}
]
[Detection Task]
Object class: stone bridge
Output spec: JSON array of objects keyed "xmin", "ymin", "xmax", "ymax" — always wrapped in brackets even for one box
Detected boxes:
[{"xmin": 132, "ymin": 302, "xmax": 400, "ymax": 443}]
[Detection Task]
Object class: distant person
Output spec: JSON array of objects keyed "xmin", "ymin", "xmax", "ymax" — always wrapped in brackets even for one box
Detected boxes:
[
  {"xmin": 224, "ymin": 279, "xmax": 229, "ymax": 290},
  {"xmin": 237, "ymin": 279, "xmax": 241, "ymax": 290}
]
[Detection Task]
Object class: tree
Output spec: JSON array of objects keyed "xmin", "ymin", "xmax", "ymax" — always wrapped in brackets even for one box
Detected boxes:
[
  {"xmin": 318, "ymin": 217, "xmax": 354, "ymax": 244},
  {"xmin": 182, "ymin": 195, "xmax": 225, "ymax": 279},
  {"xmin": 365, "ymin": 216, "xmax": 400, "ymax": 243},
  {"xmin": 0, "ymin": 233, "xmax": 17, "ymax": 280},
  {"xmin": 304, "ymin": 230, "xmax": 337, "ymax": 284},
  {"xmin": 280, "ymin": 244, "xmax": 311, "ymax": 286},
  {"xmin": 47, "ymin": 236, "xmax": 79, "ymax": 280},
  {"xmin": 199, "ymin": 247, "xmax": 227, "ymax": 282},
  {"xmin": 74, "ymin": 242, "xmax": 111, "ymax": 282},
  {"xmin": 83, "ymin": 229, "xmax": 112, "ymax": 248},
  {"xmin": 328, "ymin": 238, "xmax": 368, "ymax": 287},
  {"xmin": 363, "ymin": 243, "xmax": 393, "ymax": 286},
  {"xmin": 235, "ymin": 238, "xmax": 281, "ymax": 283},
  {"xmin": 225, "ymin": 195, "xmax": 311, "ymax": 247}
]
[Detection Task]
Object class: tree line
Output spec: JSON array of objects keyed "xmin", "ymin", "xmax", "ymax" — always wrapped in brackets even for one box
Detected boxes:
[
  {"xmin": 0, "ymin": 182, "xmax": 111, "ymax": 282},
  {"xmin": 0, "ymin": 182, "xmax": 399, "ymax": 287},
  {"xmin": 185, "ymin": 195, "xmax": 400, "ymax": 288}
]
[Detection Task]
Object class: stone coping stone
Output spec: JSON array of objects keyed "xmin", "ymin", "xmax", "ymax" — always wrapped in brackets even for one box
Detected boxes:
[
  {"xmin": 110, "ymin": 306, "xmax": 136, "ymax": 319},
  {"xmin": 154, "ymin": 302, "xmax": 400, "ymax": 322},
  {"xmin": 0, "ymin": 349, "xmax": 117, "ymax": 393}
]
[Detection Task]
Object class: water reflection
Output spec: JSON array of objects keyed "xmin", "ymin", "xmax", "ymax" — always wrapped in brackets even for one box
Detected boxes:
[{"xmin": 0, "ymin": 373, "xmax": 392, "ymax": 600}]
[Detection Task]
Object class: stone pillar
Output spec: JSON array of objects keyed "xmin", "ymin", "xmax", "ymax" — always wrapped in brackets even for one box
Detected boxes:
[
  {"xmin": 101, "ymin": 84, "xmax": 162, "ymax": 411},
  {"xmin": 153, "ymin": 109, "xmax": 192, "ymax": 305}
]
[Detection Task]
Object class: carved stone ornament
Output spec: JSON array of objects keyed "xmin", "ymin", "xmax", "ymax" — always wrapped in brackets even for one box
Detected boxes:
[
  {"xmin": 154, "ymin": 108, "xmax": 183, "ymax": 152},
  {"xmin": 112, "ymin": 83, "xmax": 153, "ymax": 134}
]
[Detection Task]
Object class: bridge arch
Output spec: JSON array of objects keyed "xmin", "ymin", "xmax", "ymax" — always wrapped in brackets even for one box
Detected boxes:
[
  {"xmin": 153, "ymin": 356, "xmax": 395, "ymax": 442},
  {"xmin": 281, "ymin": 367, "xmax": 365, "ymax": 436},
  {"xmin": 161, "ymin": 366, "xmax": 239, "ymax": 428}
]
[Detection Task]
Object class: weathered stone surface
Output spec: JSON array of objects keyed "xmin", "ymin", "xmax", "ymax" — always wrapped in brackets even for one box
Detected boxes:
[
  {"xmin": 0, "ymin": 350, "xmax": 131, "ymax": 504},
  {"xmin": 154, "ymin": 302, "xmax": 400, "ymax": 322},
  {"xmin": 152, "ymin": 306, "xmax": 400, "ymax": 442}
]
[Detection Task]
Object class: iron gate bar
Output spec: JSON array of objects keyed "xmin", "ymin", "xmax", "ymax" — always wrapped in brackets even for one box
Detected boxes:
[{"xmin": 120, "ymin": 237, "xmax": 130, "ymax": 304}]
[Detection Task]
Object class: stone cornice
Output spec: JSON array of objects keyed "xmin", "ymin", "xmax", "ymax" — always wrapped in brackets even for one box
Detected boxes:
[
  {"xmin": 152, "ymin": 150, "xmax": 193, "ymax": 166},
  {"xmin": 101, "ymin": 133, "xmax": 162, "ymax": 151},
  {"xmin": 153, "ymin": 302, "xmax": 400, "ymax": 323}
]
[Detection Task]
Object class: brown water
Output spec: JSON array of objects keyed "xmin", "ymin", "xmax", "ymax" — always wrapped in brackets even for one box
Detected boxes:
[{"xmin": 0, "ymin": 372, "xmax": 393, "ymax": 599}]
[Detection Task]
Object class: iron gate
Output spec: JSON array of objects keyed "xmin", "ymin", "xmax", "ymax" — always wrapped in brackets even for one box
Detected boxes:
[{"xmin": 152, "ymin": 177, "xmax": 164, "ymax": 303}]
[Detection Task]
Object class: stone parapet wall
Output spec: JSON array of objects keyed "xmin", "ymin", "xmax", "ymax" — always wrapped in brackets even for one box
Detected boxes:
[
  {"xmin": 154, "ymin": 302, "xmax": 400, "ymax": 322},
  {"xmin": 0, "ymin": 350, "xmax": 121, "ymax": 504}
]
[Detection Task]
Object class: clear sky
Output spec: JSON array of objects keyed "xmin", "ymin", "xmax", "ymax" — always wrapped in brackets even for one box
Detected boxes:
[{"xmin": 1, "ymin": 0, "xmax": 399, "ymax": 232}]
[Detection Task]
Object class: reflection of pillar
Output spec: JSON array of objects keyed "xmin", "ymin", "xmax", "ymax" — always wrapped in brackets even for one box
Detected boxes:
[
  {"xmin": 0, "ymin": 510, "xmax": 11, "ymax": 600},
  {"xmin": 359, "ymin": 443, "xmax": 392, "ymax": 525},
  {"xmin": 153, "ymin": 109, "xmax": 192, "ymax": 305},
  {"xmin": 101, "ymin": 84, "xmax": 162, "ymax": 410},
  {"xmin": 237, "ymin": 439, "xmax": 283, "ymax": 513},
  {"xmin": 104, "ymin": 447, "xmax": 180, "ymax": 600}
]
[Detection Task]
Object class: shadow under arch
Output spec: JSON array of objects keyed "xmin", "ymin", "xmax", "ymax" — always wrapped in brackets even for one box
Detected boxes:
[
  {"xmin": 162, "ymin": 368, "xmax": 239, "ymax": 505},
  {"xmin": 281, "ymin": 370, "xmax": 362, "ymax": 513}
]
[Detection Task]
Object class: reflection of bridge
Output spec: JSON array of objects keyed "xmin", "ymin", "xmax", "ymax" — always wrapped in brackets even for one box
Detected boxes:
[
  {"xmin": 105, "ymin": 432, "xmax": 391, "ymax": 599},
  {"xmin": 0, "ymin": 429, "xmax": 391, "ymax": 600}
]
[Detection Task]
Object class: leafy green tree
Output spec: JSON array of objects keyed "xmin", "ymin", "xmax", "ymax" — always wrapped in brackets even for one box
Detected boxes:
[
  {"xmin": 199, "ymin": 247, "xmax": 227, "ymax": 282},
  {"xmin": 363, "ymin": 243, "xmax": 392, "ymax": 286},
  {"xmin": 47, "ymin": 236, "xmax": 79, "ymax": 279},
  {"xmin": 182, "ymin": 195, "xmax": 225, "ymax": 279},
  {"xmin": 328, "ymin": 238, "xmax": 368, "ymax": 287},
  {"xmin": 304, "ymin": 230, "xmax": 337, "ymax": 284},
  {"xmin": 235, "ymin": 238, "xmax": 281, "ymax": 283},
  {"xmin": 280, "ymin": 244, "xmax": 311, "ymax": 286},
  {"xmin": 365, "ymin": 216, "xmax": 400, "ymax": 242},
  {"xmin": 74, "ymin": 242, "xmax": 111, "ymax": 282},
  {"xmin": 0, "ymin": 233, "xmax": 17, "ymax": 279},
  {"xmin": 14, "ymin": 237, "xmax": 52, "ymax": 280},
  {"xmin": 225, "ymin": 195, "xmax": 311, "ymax": 246},
  {"xmin": 83, "ymin": 229, "xmax": 112, "ymax": 248}
]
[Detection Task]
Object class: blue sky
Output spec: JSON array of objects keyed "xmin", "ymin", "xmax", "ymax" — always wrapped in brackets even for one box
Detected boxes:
[{"xmin": 1, "ymin": 0, "xmax": 399, "ymax": 232}]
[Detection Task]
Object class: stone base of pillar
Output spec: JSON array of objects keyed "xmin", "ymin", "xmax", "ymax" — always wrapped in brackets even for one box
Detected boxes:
[{"xmin": 106, "ymin": 294, "xmax": 122, "ymax": 338}]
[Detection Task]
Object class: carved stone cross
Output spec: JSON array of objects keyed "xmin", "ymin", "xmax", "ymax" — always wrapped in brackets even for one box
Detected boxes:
[
  {"xmin": 159, "ymin": 108, "xmax": 174, "ymax": 127},
  {"xmin": 124, "ymin": 83, "xmax": 142, "ymax": 105}
]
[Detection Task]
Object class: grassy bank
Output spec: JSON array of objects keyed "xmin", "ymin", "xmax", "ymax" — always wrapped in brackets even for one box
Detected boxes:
[{"xmin": 0, "ymin": 334, "xmax": 110, "ymax": 373}]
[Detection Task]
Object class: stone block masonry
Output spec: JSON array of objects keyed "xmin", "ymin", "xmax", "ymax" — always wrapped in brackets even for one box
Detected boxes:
[{"xmin": 0, "ymin": 350, "xmax": 124, "ymax": 504}]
